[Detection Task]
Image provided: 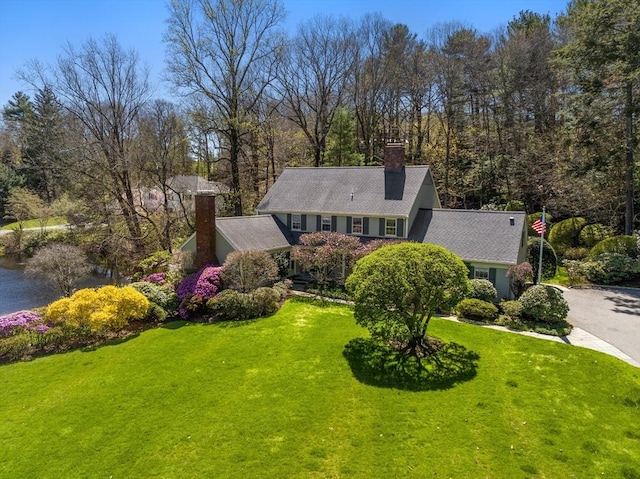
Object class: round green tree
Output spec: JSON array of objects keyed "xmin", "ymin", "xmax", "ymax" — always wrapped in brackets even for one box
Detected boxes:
[{"xmin": 346, "ymin": 243, "xmax": 470, "ymax": 361}]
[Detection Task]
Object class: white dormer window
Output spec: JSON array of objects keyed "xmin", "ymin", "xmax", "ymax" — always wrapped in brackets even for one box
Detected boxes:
[
  {"xmin": 292, "ymin": 214, "xmax": 302, "ymax": 231},
  {"xmin": 352, "ymin": 217, "xmax": 363, "ymax": 234},
  {"xmin": 321, "ymin": 216, "xmax": 331, "ymax": 232},
  {"xmin": 385, "ymin": 218, "xmax": 397, "ymax": 236}
]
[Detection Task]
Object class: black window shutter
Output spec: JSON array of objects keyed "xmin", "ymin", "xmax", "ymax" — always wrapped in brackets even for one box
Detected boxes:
[
  {"xmin": 468, "ymin": 266, "xmax": 475, "ymax": 279},
  {"xmin": 331, "ymin": 216, "xmax": 337, "ymax": 232},
  {"xmin": 287, "ymin": 214, "xmax": 292, "ymax": 229},
  {"xmin": 489, "ymin": 268, "xmax": 496, "ymax": 284},
  {"xmin": 363, "ymin": 217, "xmax": 369, "ymax": 235},
  {"xmin": 397, "ymin": 218, "xmax": 404, "ymax": 237},
  {"xmin": 347, "ymin": 217, "xmax": 352, "ymax": 233},
  {"xmin": 301, "ymin": 214, "xmax": 307, "ymax": 231},
  {"xmin": 316, "ymin": 215, "xmax": 321, "ymax": 231},
  {"xmin": 379, "ymin": 218, "xmax": 385, "ymax": 236}
]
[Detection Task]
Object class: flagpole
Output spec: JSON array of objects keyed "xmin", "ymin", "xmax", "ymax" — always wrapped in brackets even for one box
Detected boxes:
[{"xmin": 537, "ymin": 206, "xmax": 546, "ymax": 284}]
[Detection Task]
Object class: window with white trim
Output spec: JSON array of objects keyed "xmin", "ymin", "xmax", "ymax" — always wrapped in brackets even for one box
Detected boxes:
[
  {"xmin": 292, "ymin": 214, "xmax": 302, "ymax": 231},
  {"xmin": 352, "ymin": 216, "xmax": 363, "ymax": 234},
  {"xmin": 321, "ymin": 216, "xmax": 331, "ymax": 232},
  {"xmin": 385, "ymin": 218, "xmax": 397, "ymax": 236},
  {"xmin": 474, "ymin": 268, "xmax": 489, "ymax": 280}
]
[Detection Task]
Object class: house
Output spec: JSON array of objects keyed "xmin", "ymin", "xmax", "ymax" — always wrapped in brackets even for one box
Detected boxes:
[
  {"xmin": 165, "ymin": 176, "xmax": 229, "ymax": 214},
  {"xmin": 134, "ymin": 176, "xmax": 229, "ymax": 214},
  {"xmin": 181, "ymin": 143, "xmax": 528, "ymax": 299}
]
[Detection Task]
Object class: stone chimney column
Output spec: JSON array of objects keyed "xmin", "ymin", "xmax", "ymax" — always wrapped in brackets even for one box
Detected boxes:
[
  {"xmin": 194, "ymin": 192, "xmax": 219, "ymax": 269},
  {"xmin": 384, "ymin": 142, "xmax": 405, "ymax": 172}
]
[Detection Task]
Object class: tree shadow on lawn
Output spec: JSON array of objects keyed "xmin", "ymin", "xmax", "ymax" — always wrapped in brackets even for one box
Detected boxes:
[{"xmin": 343, "ymin": 337, "xmax": 479, "ymax": 391}]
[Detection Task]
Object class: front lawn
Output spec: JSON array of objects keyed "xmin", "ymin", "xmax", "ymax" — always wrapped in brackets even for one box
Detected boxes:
[{"xmin": 1, "ymin": 299, "xmax": 639, "ymax": 478}]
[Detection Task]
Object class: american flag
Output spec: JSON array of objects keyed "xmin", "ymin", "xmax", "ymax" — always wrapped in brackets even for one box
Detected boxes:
[{"xmin": 532, "ymin": 217, "xmax": 546, "ymax": 235}]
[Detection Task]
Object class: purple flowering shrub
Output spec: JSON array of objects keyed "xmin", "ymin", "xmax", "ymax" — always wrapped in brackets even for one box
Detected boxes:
[
  {"xmin": 176, "ymin": 265, "xmax": 223, "ymax": 300},
  {"xmin": 0, "ymin": 311, "xmax": 49, "ymax": 337},
  {"xmin": 176, "ymin": 265, "xmax": 223, "ymax": 318}
]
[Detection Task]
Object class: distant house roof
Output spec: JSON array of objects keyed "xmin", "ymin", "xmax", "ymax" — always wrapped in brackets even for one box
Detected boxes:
[
  {"xmin": 256, "ymin": 166, "xmax": 435, "ymax": 217},
  {"xmin": 408, "ymin": 209, "xmax": 526, "ymax": 265},
  {"xmin": 216, "ymin": 215, "xmax": 293, "ymax": 252},
  {"xmin": 168, "ymin": 175, "xmax": 230, "ymax": 195}
]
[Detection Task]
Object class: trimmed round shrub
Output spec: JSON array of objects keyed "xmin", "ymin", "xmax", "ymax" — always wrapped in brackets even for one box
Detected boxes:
[
  {"xmin": 563, "ymin": 247, "xmax": 590, "ymax": 261},
  {"xmin": 548, "ymin": 217, "xmax": 586, "ymax": 256},
  {"xmin": 251, "ymin": 288, "xmax": 278, "ymax": 317},
  {"xmin": 519, "ymin": 285, "xmax": 569, "ymax": 324},
  {"xmin": 207, "ymin": 286, "xmax": 281, "ymax": 321},
  {"xmin": 580, "ymin": 253, "xmax": 638, "ymax": 285},
  {"xmin": 207, "ymin": 289, "xmax": 248, "ymax": 321},
  {"xmin": 590, "ymin": 235, "xmax": 638, "ymax": 259},
  {"xmin": 527, "ymin": 238, "xmax": 557, "ymax": 281},
  {"xmin": 145, "ymin": 302, "xmax": 168, "ymax": 323},
  {"xmin": 579, "ymin": 223, "xmax": 614, "ymax": 248},
  {"xmin": 564, "ymin": 260, "xmax": 589, "ymax": 285},
  {"xmin": 457, "ymin": 299, "xmax": 498, "ymax": 322},
  {"xmin": 468, "ymin": 279, "xmax": 497, "ymax": 302},
  {"xmin": 0, "ymin": 334, "xmax": 32, "ymax": 362},
  {"xmin": 129, "ymin": 281, "xmax": 178, "ymax": 312},
  {"xmin": 500, "ymin": 300, "xmax": 523, "ymax": 319}
]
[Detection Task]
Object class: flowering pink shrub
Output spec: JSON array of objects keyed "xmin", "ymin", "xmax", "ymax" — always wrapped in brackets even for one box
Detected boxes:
[
  {"xmin": 0, "ymin": 311, "xmax": 48, "ymax": 337},
  {"xmin": 292, "ymin": 233, "xmax": 402, "ymax": 286},
  {"xmin": 176, "ymin": 265, "xmax": 223, "ymax": 301},
  {"xmin": 176, "ymin": 265, "xmax": 223, "ymax": 319}
]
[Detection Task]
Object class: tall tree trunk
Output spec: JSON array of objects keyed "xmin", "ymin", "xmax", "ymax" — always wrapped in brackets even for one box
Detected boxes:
[{"xmin": 625, "ymin": 81, "xmax": 635, "ymax": 235}]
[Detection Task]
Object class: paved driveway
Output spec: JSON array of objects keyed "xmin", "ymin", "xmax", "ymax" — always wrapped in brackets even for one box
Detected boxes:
[{"xmin": 562, "ymin": 286, "xmax": 640, "ymax": 364}]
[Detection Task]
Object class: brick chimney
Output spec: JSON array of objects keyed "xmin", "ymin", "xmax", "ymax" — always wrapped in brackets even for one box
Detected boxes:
[
  {"xmin": 194, "ymin": 192, "xmax": 219, "ymax": 269},
  {"xmin": 384, "ymin": 142, "xmax": 405, "ymax": 172}
]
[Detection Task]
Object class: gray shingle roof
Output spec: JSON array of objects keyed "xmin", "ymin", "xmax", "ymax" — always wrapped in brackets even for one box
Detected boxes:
[
  {"xmin": 408, "ymin": 209, "xmax": 526, "ymax": 265},
  {"xmin": 216, "ymin": 215, "xmax": 293, "ymax": 252},
  {"xmin": 256, "ymin": 166, "xmax": 432, "ymax": 217}
]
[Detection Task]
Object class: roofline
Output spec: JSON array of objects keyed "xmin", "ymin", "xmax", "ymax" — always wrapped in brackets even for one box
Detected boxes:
[
  {"xmin": 257, "ymin": 210, "xmax": 409, "ymax": 218},
  {"xmin": 279, "ymin": 165, "xmax": 431, "ymax": 171},
  {"xmin": 463, "ymin": 258, "xmax": 518, "ymax": 266},
  {"xmin": 216, "ymin": 214, "xmax": 274, "ymax": 221},
  {"xmin": 432, "ymin": 208, "xmax": 526, "ymax": 215}
]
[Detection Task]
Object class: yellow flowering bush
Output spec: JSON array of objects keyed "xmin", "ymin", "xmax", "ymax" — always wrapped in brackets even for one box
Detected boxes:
[{"xmin": 46, "ymin": 286, "xmax": 149, "ymax": 333}]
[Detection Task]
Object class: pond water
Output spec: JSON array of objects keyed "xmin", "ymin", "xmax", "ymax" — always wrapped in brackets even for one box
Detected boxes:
[{"xmin": 0, "ymin": 256, "xmax": 117, "ymax": 315}]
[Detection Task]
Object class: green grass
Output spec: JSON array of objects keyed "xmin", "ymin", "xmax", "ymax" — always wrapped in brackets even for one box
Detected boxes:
[
  {"xmin": 1, "ymin": 299, "xmax": 639, "ymax": 478},
  {"xmin": 547, "ymin": 266, "xmax": 572, "ymax": 286},
  {"xmin": 0, "ymin": 216, "xmax": 67, "ymax": 230}
]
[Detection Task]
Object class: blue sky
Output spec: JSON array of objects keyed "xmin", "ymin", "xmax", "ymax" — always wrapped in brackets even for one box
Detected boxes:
[{"xmin": 0, "ymin": 0, "xmax": 568, "ymax": 109}]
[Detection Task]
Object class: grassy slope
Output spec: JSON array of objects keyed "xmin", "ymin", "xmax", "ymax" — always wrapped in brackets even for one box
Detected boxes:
[{"xmin": 1, "ymin": 300, "xmax": 639, "ymax": 478}]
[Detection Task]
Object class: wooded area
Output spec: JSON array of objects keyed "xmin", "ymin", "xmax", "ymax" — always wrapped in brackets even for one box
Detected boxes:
[{"xmin": 1, "ymin": 0, "xmax": 638, "ymax": 263}]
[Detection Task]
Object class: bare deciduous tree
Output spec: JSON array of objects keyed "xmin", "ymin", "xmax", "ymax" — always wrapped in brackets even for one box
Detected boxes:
[
  {"xmin": 165, "ymin": 0, "xmax": 286, "ymax": 215},
  {"xmin": 26, "ymin": 243, "xmax": 92, "ymax": 296},
  {"xmin": 49, "ymin": 35, "xmax": 151, "ymax": 249},
  {"xmin": 279, "ymin": 14, "xmax": 357, "ymax": 167}
]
